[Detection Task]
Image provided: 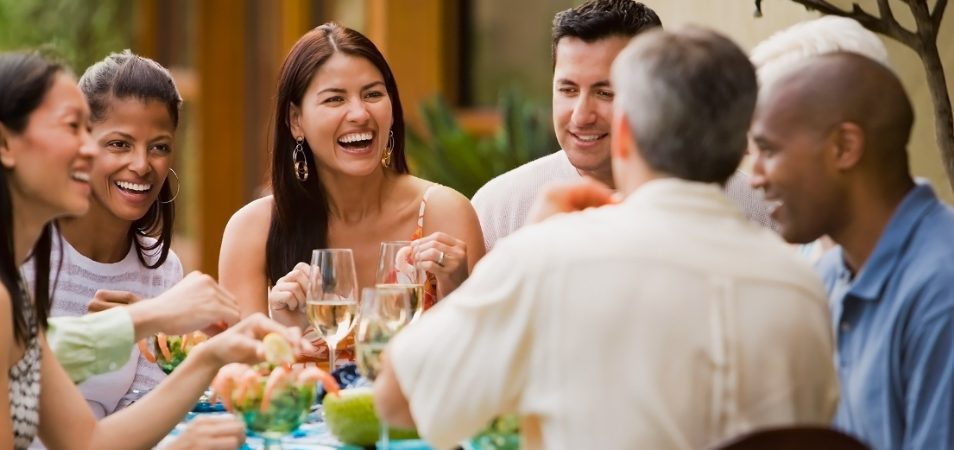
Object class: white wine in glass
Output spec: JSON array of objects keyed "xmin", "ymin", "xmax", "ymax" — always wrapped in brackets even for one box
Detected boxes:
[
  {"xmin": 356, "ymin": 286, "xmax": 411, "ymax": 380},
  {"xmin": 307, "ymin": 248, "xmax": 359, "ymax": 372},
  {"xmin": 375, "ymin": 240, "xmax": 426, "ymax": 322},
  {"xmin": 356, "ymin": 286, "xmax": 412, "ymax": 450}
]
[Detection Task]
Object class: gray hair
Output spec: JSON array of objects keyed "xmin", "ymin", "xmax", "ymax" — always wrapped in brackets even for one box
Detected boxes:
[
  {"xmin": 751, "ymin": 16, "xmax": 890, "ymax": 87},
  {"xmin": 611, "ymin": 26, "xmax": 757, "ymax": 184}
]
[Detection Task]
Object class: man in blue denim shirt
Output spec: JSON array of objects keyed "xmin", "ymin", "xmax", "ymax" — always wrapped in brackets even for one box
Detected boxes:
[{"xmin": 750, "ymin": 52, "xmax": 954, "ymax": 450}]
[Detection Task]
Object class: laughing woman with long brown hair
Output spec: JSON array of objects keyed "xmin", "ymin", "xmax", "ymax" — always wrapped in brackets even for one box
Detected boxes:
[{"xmin": 219, "ymin": 23, "xmax": 485, "ymax": 365}]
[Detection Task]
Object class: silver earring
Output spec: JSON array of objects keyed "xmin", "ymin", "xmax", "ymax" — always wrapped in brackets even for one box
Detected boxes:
[
  {"xmin": 159, "ymin": 168, "xmax": 180, "ymax": 204},
  {"xmin": 293, "ymin": 137, "xmax": 308, "ymax": 181}
]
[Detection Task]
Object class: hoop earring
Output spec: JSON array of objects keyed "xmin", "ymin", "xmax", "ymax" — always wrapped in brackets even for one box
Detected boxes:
[
  {"xmin": 380, "ymin": 130, "xmax": 394, "ymax": 168},
  {"xmin": 159, "ymin": 168, "xmax": 180, "ymax": 204},
  {"xmin": 293, "ymin": 137, "xmax": 309, "ymax": 181}
]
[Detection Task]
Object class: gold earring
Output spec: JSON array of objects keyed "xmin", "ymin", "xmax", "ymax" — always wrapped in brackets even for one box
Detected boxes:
[{"xmin": 380, "ymin": 130, "xmax": 394, "ymax": 168}]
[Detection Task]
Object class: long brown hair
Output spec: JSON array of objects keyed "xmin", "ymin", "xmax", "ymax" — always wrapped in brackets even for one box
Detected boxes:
[
  {"xmin": 0, "ymin": 52, "xmax": 64, "ymax": 344},
  {"xmin": 266, "ymin": 23, "xmax": 408, "ymax": 285}
]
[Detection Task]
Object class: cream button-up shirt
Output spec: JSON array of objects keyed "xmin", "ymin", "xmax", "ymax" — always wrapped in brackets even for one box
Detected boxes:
[{"xmin": 390, "ymin": 178, "xmax": 838, "ymax": 450}]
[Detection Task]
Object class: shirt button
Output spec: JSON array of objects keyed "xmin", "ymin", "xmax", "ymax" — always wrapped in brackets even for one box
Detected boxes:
[{"xmin": 840, "ymin": 322, "xmax": 851, "ymax": 332}]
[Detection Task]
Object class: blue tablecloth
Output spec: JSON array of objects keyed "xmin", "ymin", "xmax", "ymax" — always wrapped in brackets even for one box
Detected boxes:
[{"xmin": 159, "ymin": 409, "xmax": 434, "ymax": 450}]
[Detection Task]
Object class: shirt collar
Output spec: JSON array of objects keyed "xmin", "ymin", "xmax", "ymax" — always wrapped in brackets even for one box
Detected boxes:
[
  {"xmin": 845, "ymin": 181, "xmax": 939, "ymax": 301},
  {"xmin": 622, "ymin": 177, "xmax": 734, "ymax": 213}
]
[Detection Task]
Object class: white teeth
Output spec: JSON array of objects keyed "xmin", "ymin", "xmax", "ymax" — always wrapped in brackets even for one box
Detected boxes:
[
  {"xmin": 338, "ymin": 132, "xmax": 373, "ymax": 143},
  {"xmin": 116, "ymin": 180, "xmax": 151, "ymax": 192},
  {"xmin": 575, "ymin": 134, "xmax": 603, "ymax": 142},
  {"xmin": 71, "ymin": 172, "xmax": 90, "ymax": 182}
]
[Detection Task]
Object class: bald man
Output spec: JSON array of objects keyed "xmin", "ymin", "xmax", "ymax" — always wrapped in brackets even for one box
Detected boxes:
[{"xmin": 751, "ymin": 52, "xmax": 954, "ymax": 450}]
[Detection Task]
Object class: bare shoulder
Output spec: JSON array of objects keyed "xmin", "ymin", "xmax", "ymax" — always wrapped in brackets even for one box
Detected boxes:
[
  {"xmin": 224, "ymin": 196, "xmax": 274, "ymax": 239},
  {"xmin": 412, "ymin": 178, "xmax": 486, "ymax": 260},
  {"xmin": 391, "ymin": 175, "xmax": 473, "ymax": 212},
  {"xmin": 424, "ymin": 183, "xmax": 474, "ymax": 213},
  {"xmin": 220, "ymin": 197, "xmax": 271, "ymax": 307},
  {"xmin": 220, "ymin": 196, "xmax": 273, "ymax": 271}
]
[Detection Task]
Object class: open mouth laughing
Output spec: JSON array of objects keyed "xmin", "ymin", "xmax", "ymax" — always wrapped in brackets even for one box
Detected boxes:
[{"xmin": 337, "ymin": 131, "xmax": 374, "ymax": 154}]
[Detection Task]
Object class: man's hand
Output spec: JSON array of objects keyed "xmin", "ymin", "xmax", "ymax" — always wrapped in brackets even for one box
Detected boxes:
[
  {"xmin": 526, "ymin": 178, "xmax": 617, "ymax": 224},
  {"xmin": 88, "ymin": 290, "xmax": 141, "ymax": 313}
]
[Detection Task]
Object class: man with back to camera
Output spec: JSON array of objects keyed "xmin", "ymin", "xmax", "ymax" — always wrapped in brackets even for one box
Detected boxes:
[
  {"xmin": 750, "ymin": 52, "xmax": 954, "ymax": 450},
  {"xmin": 374, "ymin": 26, "xmax": 837, "ymax": 450},
  {"xmin": 471, "ymin": 0, "xmax": 774, "ymax": 252}
]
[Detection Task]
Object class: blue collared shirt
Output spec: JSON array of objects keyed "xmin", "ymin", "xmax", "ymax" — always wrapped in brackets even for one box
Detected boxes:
[{"xmin": 818, "ymin": 182, "xmax": 954, "ymax": 450}]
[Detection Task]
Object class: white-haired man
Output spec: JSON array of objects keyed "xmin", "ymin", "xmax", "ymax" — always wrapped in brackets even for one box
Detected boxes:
[{"xmin": 374, "ymin": 26, "xmax": 837, "ymax": 450}]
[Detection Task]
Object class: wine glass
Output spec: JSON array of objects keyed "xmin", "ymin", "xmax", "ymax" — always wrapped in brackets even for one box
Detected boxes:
[
  {"xmin": 375, "ymin": 240, "xmax": 426, "ymax": 323},
  {"xmin": 307, "ymin": 248, "xmax": 359, "ymax": 373},
  {"xmin": 356, "ymin": 286, "xmax": 412, "ymax": 450}
]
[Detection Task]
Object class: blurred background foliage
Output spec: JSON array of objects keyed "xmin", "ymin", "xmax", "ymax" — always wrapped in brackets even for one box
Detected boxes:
[
  {"xmin": 406, "ymin": 89, "xmax": 558, "ymax": 198},
  {"xmin": 0, "ymin": 0, "xmax": 135, "ymax": 70}
]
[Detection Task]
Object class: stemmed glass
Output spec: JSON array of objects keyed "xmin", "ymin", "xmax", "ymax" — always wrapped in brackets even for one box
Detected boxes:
[
  {"xmin": 307, "ymin": 248, "xmax": 359, "ymax": 373},
  {"xmin": 375, "ymin": 241, "xmax": 426, "ymax": 323},
  {"xmin": 356, "ymin": 286, "xmax": 412, "ymax": 450},
  {"xmin": 234, "ymin": 376, "xmax": 315, "ymax": 450}
]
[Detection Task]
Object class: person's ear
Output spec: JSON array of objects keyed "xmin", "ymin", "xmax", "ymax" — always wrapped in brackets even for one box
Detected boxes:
[
  {"xmin": 287, "ymin": 103, "xmax": 304, "ymax": 139},
  {"xmin": 0, "ymin": 123, "xmax": 15, "ymax": 169},
  {"xmin": 611, "ymin": 111, "xmax": 634, "ymax": 161},
  {"xmin": 831, "ymin": 122, "xmax": 864, "ymax": 170}
]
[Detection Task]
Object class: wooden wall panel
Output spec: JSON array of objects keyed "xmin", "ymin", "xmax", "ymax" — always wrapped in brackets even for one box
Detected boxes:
[{"xmin": 196, "ymin": 0, "xmax": 247, "ymax": 277}]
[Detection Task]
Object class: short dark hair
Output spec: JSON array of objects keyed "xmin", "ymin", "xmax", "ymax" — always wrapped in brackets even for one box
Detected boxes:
[
  {"xmin": 78, "ymin": 50, "xmax": 182, "ymax": 269},
  {"xmin": 266, "ymin": 23, "xmax": 408, "ymax": 286},
  {"xmin": 611, "ymin": 26, "xmax": 757, "ymax": 184},
  {"xmin": 551, "ymin": 0, "xmax": 662, "ymax": 66},
  {"xmin": 0, "ymin": 51, "xmax": 65, "ymax": 344}
]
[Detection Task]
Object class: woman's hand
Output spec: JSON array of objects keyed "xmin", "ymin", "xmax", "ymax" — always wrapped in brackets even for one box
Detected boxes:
[
  {"xmin": 163, "ymin": 415, "xmax": 245, "ymax": 450},
  {"xmin": 127, "ymin": 271, "xmax": 241, "ymax": 339},
  {"xmin": 268, "ymin": 262, "xmax": 310, "ymax": 313},
  {"xmin": 199, "ymin": 313, "xmax": 312, "ymax": 367},
  {"xmin": 411, "ymin": 232, "xmax": 469, "ymax": 296},
  {"xmin": 88, "ymin": 290, "xmax": 141, "ymax": 313}
]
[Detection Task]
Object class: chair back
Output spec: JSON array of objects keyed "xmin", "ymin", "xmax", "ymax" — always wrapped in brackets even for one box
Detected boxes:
[{"xmin": 708, "ymin": 426, "xmax": 870, "ymax": 450}]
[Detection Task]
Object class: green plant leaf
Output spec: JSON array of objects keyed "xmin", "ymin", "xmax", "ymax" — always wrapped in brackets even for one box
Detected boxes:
[{"xmin": 405, "ymin": 90, "xmax": 557, "ymax": 198}]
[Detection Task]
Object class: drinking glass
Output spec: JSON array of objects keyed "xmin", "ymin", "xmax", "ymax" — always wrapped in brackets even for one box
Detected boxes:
[
  {"xmin": 233, "ymin": 374, "xmax": 315, "ymax": 450},
  {"xmin": 375, "ymin": 241, "xmax": 426, "ymax": 323},
  {"xmin": 356, "ymin": 286, "xmax": 412, "ymax": 450},
  {"xmin": 307, "ymin": 248, "xmax": 359, "ymax": 373}
]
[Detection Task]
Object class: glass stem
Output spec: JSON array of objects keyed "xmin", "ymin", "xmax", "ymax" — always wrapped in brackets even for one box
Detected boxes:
[
  {"xmin": 328, "ymin": 342, "xmax": 336, "ymax": 373},
  {"xmin": 380, "ymin": 422, "xmax": 390, "ymax": 450},
  {"xmin": 263, "ymin": 436, "xmax": 283, "ymax": 450}
]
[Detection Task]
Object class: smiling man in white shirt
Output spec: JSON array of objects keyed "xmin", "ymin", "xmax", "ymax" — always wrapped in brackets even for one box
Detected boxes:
[
  {"xmin": 471, "ymin": 0, "xmax": 774, "ymax": 252},
  {"xmin": 374, "ymin": 26, "xmax": 837, "ymax": 450}
]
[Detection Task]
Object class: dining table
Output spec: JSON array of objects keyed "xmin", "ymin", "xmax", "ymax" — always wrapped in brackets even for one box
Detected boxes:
[{"xmin": 157, "ymin": 398, "xmax": 436, "ymax": 449}]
